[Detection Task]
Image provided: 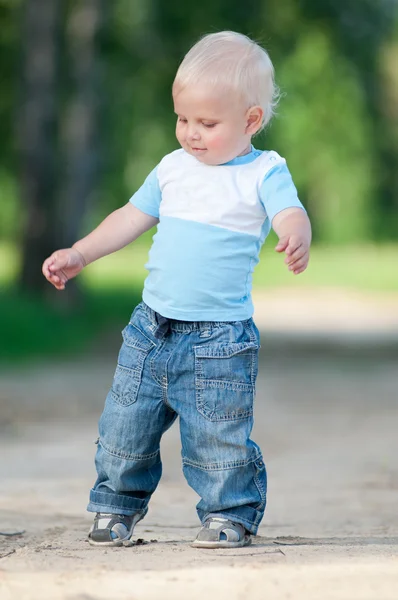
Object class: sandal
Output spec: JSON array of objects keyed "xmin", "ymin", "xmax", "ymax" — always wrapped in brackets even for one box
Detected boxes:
[
  {"xmin": 88, "ymin": 512, "xmax": 142, "ymax": 546},
  {"xmin": 191, "ymin": 517, "xmax": 251, "ymax": 549}
]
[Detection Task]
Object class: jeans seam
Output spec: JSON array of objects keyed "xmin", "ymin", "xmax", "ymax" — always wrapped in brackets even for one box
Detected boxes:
[
  {"xmin": 161, "ymin": 342, "xmax": 174, "ymax": 409},
  {"xmin": 195, "ymin": 401, "xmax": 253, "ymax": 422},
  {"xmin": 243, "ymin": 319, "xmax": 256, "ymax": 345},
  {"xmin": 195, "ymin": 384, "xmax": 254, "ymax": 422},
  {"xmin": 88, "ymin": 500, "xmax": 148, "ymax": 515},
  {"xmin": 150, "ymin": 340, "xmax": 168, "ymax": 388},
  {"xmin": 111, "ymin": 363, "xmax": 143, "ymax": 407},
  {"xmin": 161, "ymin": 330, "xmax": 187, "ymax": 410},
  {"xmin": 254, "ymin": 481, "xmax": 266, "ymax": 511},
  {"xmin": 123, "ymin": 323, "xmax": 156, "ymax": 350},
  {"xmin": 197, "ymin": 379, "xmax": 253, "ymax": 391},
  {"xmin": 182, "ymin": 453, "xmax": 261, "ymax": 471},
  {"xmin": 99, "ymin": 439, "xmax": 160, "ymax": 461},
  {"xmin": 243, "ymin": 319, "xmax": 260, "ymax": 388},
  {"xmin": 254, "ymin": 471, "xmax": 267, "ymax": 509}
]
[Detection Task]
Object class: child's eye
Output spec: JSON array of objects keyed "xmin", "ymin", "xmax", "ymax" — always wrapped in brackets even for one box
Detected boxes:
[
  {"xmin": 203, "ymin": 123, "xmax": 217, "ymax": 128},
  {"xmin": 178, "ymin": 117, "xmax": 187, "ymax": 123}
]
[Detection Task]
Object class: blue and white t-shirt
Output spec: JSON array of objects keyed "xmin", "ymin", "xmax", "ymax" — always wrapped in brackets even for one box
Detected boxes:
[{"xmin": 130, "ymin": 147, "xmax": 305, "ymax": 321}]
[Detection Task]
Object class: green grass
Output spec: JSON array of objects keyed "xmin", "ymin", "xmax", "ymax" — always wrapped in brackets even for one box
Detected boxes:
[
  {"xmin": 82, "ymin": 238, "xmax": 398, "ymax": 292},
  {"xmin": 0, "ymin": 243, "xmax": 147, "ymax": 362},
  {"xmin": 253, "ymin": 237, "xmax": 398, "ymax": 291},
  {"xmin": 2, "ymin": 239, "xmax": 398, "ymax": 293},
  {"xmin": 0, "ymin": 285, "xmax": 142, "ymax": 363},
  {"xmin": 1, "ymin": 239, "xmax": 397, "ymax": 362}
]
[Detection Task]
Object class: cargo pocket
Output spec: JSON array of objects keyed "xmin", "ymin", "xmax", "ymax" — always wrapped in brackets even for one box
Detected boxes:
[
  {"xmin": 194, "ymin": 341, "xmax": 258, "ymax": 421},
  {"xmin": 111, "ymin": 323, "xmax": 155, "ymax": 407},
  {"xmin": 253, "ymin": 456, "xmax": 267, "ymax": 509}
]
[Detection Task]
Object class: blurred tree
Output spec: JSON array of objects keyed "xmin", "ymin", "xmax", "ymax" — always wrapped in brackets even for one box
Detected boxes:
[
  {"xmin": 116, "ymin": 0, "xmax": 397, "ymax": 243},
  {"xmin": 17, "ymin": 0, "xmax": 106, "ymax": 299},
  {"xmin": 57, "ymin": 0, "xmax": 107, "ymax": 249},
  {"xmin": 1, "ymin": 0, "xmax": 396, "ymax": 297},
  {"xmin": 0, "ymin": 0, "xmax": 21, "ymax": 242},
  {"xmin": 295, "ymin": 0, "xmax": 398, "ymax": 239},
  {"xmin": 17, "ymin": 0, "xmax": 62, "ymax": 292}
]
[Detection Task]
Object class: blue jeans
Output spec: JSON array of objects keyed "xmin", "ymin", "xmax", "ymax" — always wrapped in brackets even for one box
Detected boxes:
[{"xmin": 87, "ymin": 302, "xmax": 267, "ymax": 534}]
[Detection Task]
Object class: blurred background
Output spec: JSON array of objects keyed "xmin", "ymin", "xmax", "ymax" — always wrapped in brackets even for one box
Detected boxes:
[
  {"xmin": 0, "ymin": 0, "xmax": 397, "ymax": 361},
  {"xmin": 0, "ymin": 3, "xmax": 397, "ymax": 578}
]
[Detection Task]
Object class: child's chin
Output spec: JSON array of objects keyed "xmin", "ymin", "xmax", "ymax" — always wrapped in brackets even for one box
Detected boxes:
[{"xmin": 193, "ymin": 153, "xmax": 221, "ymax": 166}]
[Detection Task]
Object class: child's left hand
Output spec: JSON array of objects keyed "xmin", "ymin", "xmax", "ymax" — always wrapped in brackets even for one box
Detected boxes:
[{"xmin": 275, "ymin": 235, "xmax": 310, "ymax": 275}]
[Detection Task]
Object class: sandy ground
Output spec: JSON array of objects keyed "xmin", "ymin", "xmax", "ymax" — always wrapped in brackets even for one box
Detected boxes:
[{"xmin": 0, "ymin": 290, "xmax": 397, "ymax": 600}]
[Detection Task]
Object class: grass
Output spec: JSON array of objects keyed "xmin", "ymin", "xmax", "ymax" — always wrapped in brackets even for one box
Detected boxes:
[
  {"xmin": 0, "ymin": 285, "xmax": 142, "ymax": 363},
  {"xmin": 81, "ymin": 237, "xmax": 398, "ymax": 292},
  {"xmin": 254, "ymin": 238, "xmax": 398, "ymax": 291},
  {"xmin": 1, "ymin": 239, "xmax": 397, "ymax": 362}
]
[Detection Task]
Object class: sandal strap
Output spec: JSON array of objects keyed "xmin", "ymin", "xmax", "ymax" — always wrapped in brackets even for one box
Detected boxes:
[
  {"xmin": 89, "ymin": 513, "xmax": 134, "ymax": 543},
  {"xmin": 198, "ymin": 518, "xmax": 245, "ymax": 543}
]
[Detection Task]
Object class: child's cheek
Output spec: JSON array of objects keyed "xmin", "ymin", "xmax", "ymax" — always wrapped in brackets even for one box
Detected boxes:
[{"xmin": 208, "ymin": 134, "xmax": 225, "ymax": 150}]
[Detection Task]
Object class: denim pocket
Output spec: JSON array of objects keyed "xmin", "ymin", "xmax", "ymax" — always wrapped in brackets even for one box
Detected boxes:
[
  {"xmin": 111, "ymin": 323, "xmax": 155, "ymax": 407},
  {"xmin": 194, "ymin": 342, "xmax": 258, "ymax": 421}
]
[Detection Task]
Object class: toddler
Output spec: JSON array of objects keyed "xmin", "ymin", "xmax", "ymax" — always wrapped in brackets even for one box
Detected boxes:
[{"xmin": 42, "ymin": 31, "xmax": 311, "ymax": 548}]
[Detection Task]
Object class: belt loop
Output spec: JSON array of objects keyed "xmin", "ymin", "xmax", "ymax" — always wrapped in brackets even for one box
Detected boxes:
[{"xmin": 154, "ymin": 313, "xmax": 171, "ymax": 339}]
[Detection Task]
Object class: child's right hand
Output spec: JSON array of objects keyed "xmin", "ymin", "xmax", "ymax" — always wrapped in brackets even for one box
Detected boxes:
[{"xmin": 42, "ymin": 248, "xmax": 86, "ymax": 290}]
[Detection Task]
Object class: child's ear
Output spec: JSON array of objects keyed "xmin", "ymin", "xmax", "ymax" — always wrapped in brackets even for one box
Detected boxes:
[{"xmin": 245, "ymin": 106, "xmax": 263, "ymax": 134}]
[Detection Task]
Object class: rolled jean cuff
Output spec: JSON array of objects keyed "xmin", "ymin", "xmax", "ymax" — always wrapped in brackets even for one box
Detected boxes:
[{"xmin": 87, "ymin": 489, "xmax": 148, "ymax": 516}]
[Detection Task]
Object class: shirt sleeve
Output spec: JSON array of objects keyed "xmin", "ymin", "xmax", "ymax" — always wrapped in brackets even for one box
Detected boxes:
[
  {"xmin": 260, "ymin": 163, "xmax": 305, "ymax": 222},
  {"xmin": 129, "ymin": 166, "xmax": 161, "ymax": 218}
]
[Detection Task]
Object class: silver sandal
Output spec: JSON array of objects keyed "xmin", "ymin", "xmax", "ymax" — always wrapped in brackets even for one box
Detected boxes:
[
  {"xmin": 191, "ymin": 517, "xmax": 252, "ymax": 549},
  {"xmin": 88, "ymin": 512, "xmax": 142, "ymax": 546}
]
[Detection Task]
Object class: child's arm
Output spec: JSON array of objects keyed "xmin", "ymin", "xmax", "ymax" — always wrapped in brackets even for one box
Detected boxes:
[
  {"xmin": 272, "ymin": 207, "xmax": 312, "ymax": 275},
  {"xmin": 42, "ymin": 203, "xmax": 158, "ymax": 290}
]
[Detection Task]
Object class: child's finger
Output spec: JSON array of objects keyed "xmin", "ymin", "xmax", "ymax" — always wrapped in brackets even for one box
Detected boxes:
[
  {"xmin": 285, "ymin": 246, "xmax": 305, "ymax": 264},
  {"xmin": 51, "ymin": 275, "xmax": 66, "ymax": 290},
  {"xmin": 45, "ymin": 268, "xmax": 57, "ymax": 282},
  {"xmin": 48, "ymin": 252, "xmax": 69, "ymax": 272},
  {"xmin": 42, "ymin": 258, "xmax": 55, "ymax": 277},
  {"xmin": 58, "ymin": 270, "xmax": 69, "ymax": 285},
  {"xmin": 52, "ymin": 271, "xmax": 68, "ymax": 286},
  {"xmin": 288, "ymin": 253, "xmax": 307, "ymax": 266},
  {"xmin": 275, "ymin": 237, "xmax": 289, "ymax": 253},
  {"xmin": 288, "ymin": 255, "xmax": 308, "ymax": 272},
  {"xmin": 293, "ymin": 264, "xmax": 307, "ymax": 275},
  {"xmin": 42, "ymin": 254, "xmax": 68, "ymax": 290},
  {"xmin": 285, "ymin": 240, "xmax": 302, "ymax": 257},
  {"xmin": 49, "ymin": 272, "xmax": 61, "ymax": 284}
]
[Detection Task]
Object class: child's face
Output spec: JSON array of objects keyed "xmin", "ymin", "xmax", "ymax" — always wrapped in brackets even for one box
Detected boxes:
[{"xmin": 173, "ymin": 85, "xmax": 260, "ymax": 165}]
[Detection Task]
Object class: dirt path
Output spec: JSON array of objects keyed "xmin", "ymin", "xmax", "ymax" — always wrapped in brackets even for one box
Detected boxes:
[{"xmin": 1, "ymin": 292, "xmax": 398, "ymax": 599}]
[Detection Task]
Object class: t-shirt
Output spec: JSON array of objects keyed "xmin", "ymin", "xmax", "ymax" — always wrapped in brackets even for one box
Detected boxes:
[{"xmin": 130, "ymin": 147, "xmax": 305, "ymax": 321}]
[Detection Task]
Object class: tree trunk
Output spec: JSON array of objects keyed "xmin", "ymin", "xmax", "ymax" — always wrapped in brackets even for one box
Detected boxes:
[
  {"xmin": 58, "ymin": 0, "xmax": 106, "ymax": 249},
  {"xmin": 17, "ymin": 0, "xmax": 62, "ymax": 293},
  {"xmin": 17, "ymin": 0, "xmax": 106, "ymax": 303}
]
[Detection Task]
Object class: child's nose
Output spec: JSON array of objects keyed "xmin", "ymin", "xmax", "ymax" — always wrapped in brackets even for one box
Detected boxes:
[{"xmin": 187, "ymin": 126, "xmax": 200, "ymax": 141}]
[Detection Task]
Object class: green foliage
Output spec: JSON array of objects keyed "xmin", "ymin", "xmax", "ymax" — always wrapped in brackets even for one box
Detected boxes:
[
  {"xmin": 1, "ymin": 239, "xmax": 398, "ymax": 363},
  {"xmin": 1, "ymin": 1, "xmax": 397, "ymax": 257},
  {"xmin": 95, "ymin": 0, "xmax": 398, "ymax": 243},
  {"xmin": 271, "ymin": 29, "xmax": 374, "ymax": 243},
  {"xmin": 0, "ymin": 0, "xmax": 22, "ymax": 173},
  {"xmin": 1, "ymin": 1, "xmax": 396, "ymax": 360},
  {"xmin": 0, "ymin": 169, "xmax": 20, "ymax": 241},
  {"xmin": 0, "ymin": 284, "xmax": 142, "ymax": 363},
  {"xmin": 254, "ymin": 235, "xmax": 398, "ymax": 291}
]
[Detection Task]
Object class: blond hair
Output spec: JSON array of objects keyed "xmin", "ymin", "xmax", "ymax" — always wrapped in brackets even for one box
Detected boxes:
[{"xmin": 173, "ymin": 31, "xmax": 279, "ymax": 129}]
